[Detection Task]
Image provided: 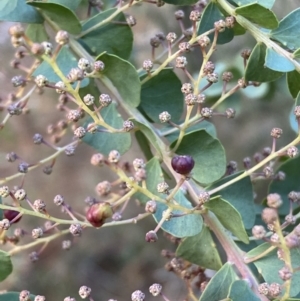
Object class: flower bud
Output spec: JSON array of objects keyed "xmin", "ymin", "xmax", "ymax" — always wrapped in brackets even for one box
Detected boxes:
[
  {"xmin": 252, "ymin": 225, "xmax": 266, "ymax": 239},
  {"xmin": 86, "ymin": 202, "xmax": 113, "ymax": 227},
  {"xmin": 267, "ymin": 193, "xmax": 282, "ymax": 209},
  {"xmin": 145, "ymin": 200, "xmax": 157, "ymax": 214},
  {"xmin": 145, "ymin": 230, "xmax": 158, "ymax": 242},
  {"xmin": 149, "ymin": 283, "xmax": 162, "ymax": 296},
  {"xmin": 261, "ymin": 207, "xmax": 278, "ymax": 224}
]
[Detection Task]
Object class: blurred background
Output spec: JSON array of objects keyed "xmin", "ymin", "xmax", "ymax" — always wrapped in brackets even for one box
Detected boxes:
[{"xmin": 0, "ymin": 0, "xmax": 300, "ymax": 300}]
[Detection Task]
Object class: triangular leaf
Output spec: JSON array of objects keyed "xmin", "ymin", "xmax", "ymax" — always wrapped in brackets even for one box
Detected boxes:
[
  {"xmin": 245, "ymin": 242, "xmax": 273, "ymax": 259},
  {"xmin": 293, "ymin": 48, "xmax": 300, "ymax": 59},
  {"xmin": 198, "ymin": 2, "xmax": 234, "ymax": 45},
  {"xmin": 253, "ymin": 247, "xmax": 300, "ymax": 297},
  {"xmin": 199, "ymin": 262, "xmax": 237, "ymax": 301},
  {"xmin": 130, "ymin": 119, "xmax": 163, "ymax": 158},
  {"xmin": 79, "ymin": 8, "xmax": 133, "ymax": 60},
  {"xmin": 140, "ymin": 69, "xmax": 183, "ymax": 123},
  {"xmin": 96, "ymin": 53, "xmax": 141, "ymax": 108},
  {"xmin": 265, "ymin": 48, "xmax": 295, "ymax": 72},
  {"xmin": 153, "ymin": 190, "xmax": 203, "ymax": 238},
  {"xmin": 228, "ymin": 280, "xmax": 261, "ymax": 301},
  {"xmin": 133, "ymin": 157, "xmax": 164, "ymax": 204},
  {"xmin": 47, "ymin": 0, "xmax": 81, "ymax": 11},
  {"xmin": 25, "ymin": 24, "xmax": 49, "ymax": 43},
  {"xmin": 287, "ymin": 70, "xmax": 300, "ymax": 99},
  {"xmin": 209, "ymin": 172, "xmax": 255, "ymax": 229},
  {"xmin": 270, "ymin": 8, "xmax": 300, "ymax": 51},
  {"xmin": 27, "ymin": 2, "xmax": 81, "ymax": 34},
  {"xmin": 0, "ymin": 0, "xmax": 43, "ymax": 23},
  {"xmin": 176, "ymin": 226, "xmax": 222, "ymax": 270},
  {"xmin": 245, "ymin": 43, "xmax": 283, "ymax": 82},
  {"xmin": 204, "ymin": 198, "xmax": 249, "ymax": 243},
  {"xmin": 0, "ymin": 250, "xmax": 13, "ymax": 281},
  {"xmin": 165, "ymin": 120, "xmax": 217, "ymax": 144},
  {"xmin": 135, "ymin": 131, "xmax": 153, "ymax": 161},
  {"xmin": 82, "ymin": 103, "xmax": 131, "ymax": 155},
  {"xmin": 162, "ymin": 0, "xmax": 198, "ymax": 5},
  {"xmin": 235, "ymin": 3, "xmax": 278, "ymax": 29},
  {"xmin": 171, "ymin": 130, "xmax": 226, "ymax": 185},
  {"xmin": 231, "ymin": 0, "xmax": 275, "ymax": 9}
]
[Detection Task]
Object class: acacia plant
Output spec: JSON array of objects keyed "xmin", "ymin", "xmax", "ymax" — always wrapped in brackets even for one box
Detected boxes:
[{"xmin": 1, "ymin": 0, "xmax": 300, "ymax": 300}]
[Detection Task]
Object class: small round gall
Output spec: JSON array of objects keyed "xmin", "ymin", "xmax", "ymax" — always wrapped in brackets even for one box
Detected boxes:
[{"xmin": 171, "ymin": 155, "xmax": 195, "ymax": 175}]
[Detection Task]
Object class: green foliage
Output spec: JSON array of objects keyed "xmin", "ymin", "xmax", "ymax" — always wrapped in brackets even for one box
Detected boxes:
[
  {"xmin": 265, "ymin": 48, "xmax": 295, "ymax": 72},
  {"xmin": 82, "ymin": 103, "xmax": 131, "ymax": 155},
  {"xmin": 0, "ymin": 0, "xmax": 43, "ymax": 23},
  {"xmin": 131, "ymin": 119, "xmax": 163, "ymax": 158},
  {"xmin": 231, "ymin": 0, "xmax": 275, "ymax": 9},
  {"xmin": 228, "ymin": 280, "xmax": 261, "ymax": 301},
  {"xmin": 171, "ymin": 130, "xmax": 226, "ymax": 184},
  {"xmin": 270, "ymin": 8, "xmax": 300, "ymax": 50},
  {"xmin": 293, "ymin": 49, "xmax": 300, "ymax": 58},
  {"xmin": 209, "ymin": 172, "xmax": 255, "ymax": 229},
  {"xmin": 245, "ymin": 43, "xmax": 283, "ymax": 82},
  {"xmin": 268, "ymin": 156, "xmax": 300, "ymax": 215},
  {"xmin": 33, "ymin": 46, "xmax": 89, "ymax": 88},
  {"xmin": 252, "ymin": 247, "xmax": 300, "ymax": 297},
  {"xmin": 204, "ymin": 198, "xmax": 249, "ymax": 243},
  {"xmin": 165, "ymin": 121, "xmax": 217, "ymax": 143},
  {"xmin": 198, "ymin": 2, "xmax": 234, "ymax": 44},
  {"xmin": 79, "ymin": 8, "xmax": 133, "ymax": 59},
  {"xmin": 246, "ymin": 242, "xmax": 272, "ymax": 258},
  {"xmin": 25, "ymin": 24, "xmax": 49, "ymax": 43},
  {"xmin": 140, "ymin": 69, "xmax": 183, "ymax": 123},
  {"xmin": 287, "ymin": 70, "xmax": 300, "ymax": 98},
  {"xmin": 199, "ymin": 263, "xmax": 237, "ymax": 301},
  {"xmin": 153, "ymin": 190, "xmax": 203, "ymax": 237},
  {"xmin": 28, "ymin": 2, "xmax": 81, "ymax": 34},
  {"xmin": 0, "ymin": 250, "xmax": 13, "ymax": 282},
  {"xmin": 133, "ymin": 157, "xmax": 164, "ymax": 204},
  {"xmin": 135, "ymin": 131, "xmax": 153, "ymax": 161},
  {"xmin": 96, "ymin": 53, "xmax": 141, "ymax": 108},
  {"xmin": 176, "ymin": 226, "xmax": 222, "ymax": 270},
  {"xmin": 3, "ymin": 1, "xmax": 300, "ymax": 300},
  {"xmin": 235, "ymin": 3, "xmax": 278, "ymax": 29},
  {"xmin": 46, "ymin": 0, "xmax": 82, "ymax": 11},
  {"xmin": 162, "ymin": 0, "xmax": 198, "ymax": 5},
  {"xmin": 0, "ymin": 292, "xmax": 36, "ymax": 301}
]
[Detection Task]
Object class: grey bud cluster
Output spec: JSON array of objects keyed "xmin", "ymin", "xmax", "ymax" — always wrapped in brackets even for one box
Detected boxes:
[
  {"xmin": 159, "ymin": 111, "xmax": 171, "ymax": 123},
  {"xmin": 270, "ymin": 127, "xmax": 283, "ymax": 139},
  {"xmin": 55, "ymin": 30, "xmax": 69, "ymax": 45},
  {"xmin": 175, "ymin": 56, "xmax": 188, "ymax": 68},
  {"xmin": 0, "ymin": 186, "xmax": 10, "ymax": 198},
  {"xmin": 157, "ymin": 181, "xmax": 169, "ymax": 194},
  {"xmin": 35, "ymin": 75, "xmax": 48, "ymax": 87},
  {"xmin": 185, "ymin": 94, "xmax": 197, "ymax": 106},
  {"xmin": 142, "ymin": 59, "xmax": 153, "ymax": 72},
  {"xmin": 166, "ymin": 32, "xmax": 177, "ymax": 43},
  {"xmin": 96, "ymin": 181, "xmax": 111, "ymax": 196},
  {"xmin": 108, "ymin": 150, "xmax": 121, "ymax": 163},
  {"xmin": 69, "ymin": 223, "xmax": 83, "ymax": 236},
  {"xmin": 99, "ymin": 94, "xmax": 112, "ymax": 107},
  {"xmin": 78, "ymin": 286, "xmax": 92, "ymax": 299},
  {"xmin": 131, "ymin": 290, "xmax": 145, "ymax": 301}
]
